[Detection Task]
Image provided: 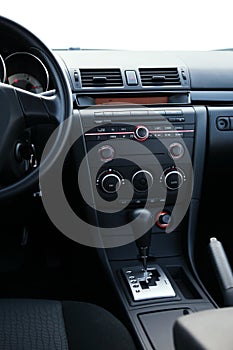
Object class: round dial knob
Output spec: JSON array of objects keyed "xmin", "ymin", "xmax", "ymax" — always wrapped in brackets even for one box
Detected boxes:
[
  {"xmin": 97, "ymin": 169, "xmax": 122, "ymax": 194},
  {"xmin": 134, "ymin": 125, "xmax": 149, "ymax": 141},
  {"xmin": 132, "ymin": 170, "xmax": 153, "ymax": 192},
  {"xmin": 163, "ymin": 168, "xmax": 184, "ymax": 190},
  {"xmin": 169, "ymin": 142, "xmax": 185, "ymax": 159},
  {"xmin": 155, "ymin": 211, "xmax": 171, "ymax": 229},
  {"xmin": 98, "ymin": 145, "xmax": 115, "ymax": 162}
]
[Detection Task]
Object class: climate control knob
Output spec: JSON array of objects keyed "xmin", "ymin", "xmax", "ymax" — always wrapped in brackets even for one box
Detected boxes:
[
  {"xmin": 162, "ymin": 168, "xmax": 184, "ymax": 190},
  {"xmin": 134, "ymin": 125, "xmax": 149, "ymax": 141},
  {"xmin": 132, "ymin": 170, "xmax": 153, "ymax": 192},
  {"xmin": 97, "ymin": 169, "xmax": 123, "ymax": 194}
]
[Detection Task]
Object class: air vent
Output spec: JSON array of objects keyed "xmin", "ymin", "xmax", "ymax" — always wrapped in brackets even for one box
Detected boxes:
[
  {"xmin": 139, "ymin": 68, "xmax": 181, "ymax": 86},
  {"xmin": 80, "ymin": 69, "xmax": 123, "ymax": 87}
]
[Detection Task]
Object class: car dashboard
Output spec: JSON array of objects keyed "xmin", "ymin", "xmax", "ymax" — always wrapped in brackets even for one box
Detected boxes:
[
  {"xmin": 1, "ymin": 17, "xmax": 233, "ymax": 350},
  {"xmin": 56, "ymin": 48, "xmax": 233, "ymax": 349}
]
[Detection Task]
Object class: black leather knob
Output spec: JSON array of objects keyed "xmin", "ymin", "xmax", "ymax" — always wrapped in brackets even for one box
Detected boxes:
[{"xmin": 129, "ymin": 208, "xmax": 153, "ymax": 248}]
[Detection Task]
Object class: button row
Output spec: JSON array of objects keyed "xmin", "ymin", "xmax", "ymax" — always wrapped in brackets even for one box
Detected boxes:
[
  {"xmin": 86, "ymin": 134, "xmax": 135, "ymax": 141},
  {"xmin": 118, "ymin": 198, "xmax": 166, "ymax": 206},
  {"xmin": 85, "ymin": 131, "xmax": 193, "ymax": 141},
  {"xmin": 96, "ymin": 126, "xmax": 134, "ymax": 133},
  {"xmin": 149, "ymin": 132, "xmax": 185, "ymax": 138},
  {"xmin": 94, "ymin": 109, "xmax": 183, "ymax": 119},
  {"xmin": 94, "ymin": 124, "xmax": 186, "ymax": 133}
]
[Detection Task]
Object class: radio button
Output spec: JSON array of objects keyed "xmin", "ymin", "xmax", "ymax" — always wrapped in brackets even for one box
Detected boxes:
[
  {"xmin": 113, "ymin": 111, "xmax": 130, "ymax": 118},
  {"xmin": 104, "ymin": 111, "xmax": 113, "ymax": 118},
  {"xmin": 150, "ymin": 125, "xmax": 163, "ymax": 131},
  {"xmin": 165, "ymin": 110, "xmax": 183, "ymax": 116},
  {"xmin": 106, "ymin": 126, "xmax": 118, "ymax": 132},
  {"xmin": 96, "ymin": 135, "xmax": 107, "ymax": 141},
  {"xmin": 118, "ymin": 134, "xmax": 127, "ymax": 139},
  {"xmin": 96, "ymin": 127, "xmax": 107, "ymax": 133},
  {"xmin": 149, "ymin": 110, "xmax": 166, "ymax": 116},
  {"xmin": 131, "ymin": 111, "xmax": 148, "ymax": 117},
  {"xmin": 169, "ymin": 142, "xmax": 185, "ymax": 159},
  {"xmin": 98, "ymin": 145, "xmax": 115, "ymax": 162},
  {"xmin": 119, "ymin": 126, "xmax": 128, "ymax": 132},
  {"xmin": 164, "ymin": 126, "xmax": 173, "ymax": 131},
  {"xmin": 154, "ymin": 133, "xmax": 163, "ymax": 138},
  {"xmin": 168, "ymin": 117, "xmax": 185, "ymax": 122}
]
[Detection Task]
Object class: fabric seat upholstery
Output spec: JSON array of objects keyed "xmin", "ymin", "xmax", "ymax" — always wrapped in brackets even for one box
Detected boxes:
[{"xmin": 0, "ymin": 299, "xmax": 137, "ymax": 350}]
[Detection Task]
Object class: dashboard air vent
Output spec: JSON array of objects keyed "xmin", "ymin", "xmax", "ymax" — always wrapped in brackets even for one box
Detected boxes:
[
  {"xmin": 80, "ymin": 68, "xmax": 123, "ymax": 87},
  {"xmin": 139, "ymin": 68, "xmax": 181, "ymax": 86}
]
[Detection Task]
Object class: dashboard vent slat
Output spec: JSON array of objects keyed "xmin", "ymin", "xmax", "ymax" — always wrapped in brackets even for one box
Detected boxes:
[
  {"xmin": 80, "ymin": 69, "xmax": 123, "ymax": 87},
  {"xmin": 139, "ymin": 68, "xmax": 181, "ymax": 86}
]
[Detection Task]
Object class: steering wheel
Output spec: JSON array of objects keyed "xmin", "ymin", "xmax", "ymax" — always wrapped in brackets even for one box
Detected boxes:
[{"xmin": 0, "ymin": 16, "xmax": 73, "ymax": 201}]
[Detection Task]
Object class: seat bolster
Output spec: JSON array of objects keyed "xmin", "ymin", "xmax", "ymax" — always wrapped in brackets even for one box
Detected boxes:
[
  {"xmin": 62, "ymin": 301, "xmax": 137, "ymax": 350},
  {"xmin": 0, "ymin": 299, "xmax": 69, "ymax": 350}
]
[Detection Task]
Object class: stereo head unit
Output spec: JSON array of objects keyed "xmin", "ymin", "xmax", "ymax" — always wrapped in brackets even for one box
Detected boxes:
[{"xmin": 78, "ymin": 106, "xmax": 195, "ymax": 235}]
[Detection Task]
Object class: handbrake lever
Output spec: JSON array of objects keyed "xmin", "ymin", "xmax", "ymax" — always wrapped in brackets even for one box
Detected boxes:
[{"xmin": 208, "ymin": 237, "xmax": 233, "ymax": 306}]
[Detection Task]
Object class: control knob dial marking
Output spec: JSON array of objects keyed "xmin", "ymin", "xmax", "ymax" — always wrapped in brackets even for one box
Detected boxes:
[
  {"xmin": 97, "ymin": 169, "xmax": 123, "ymax": 194},
  {"xmin": 161, "ymin": 167, "xmax": 185, "ymax": 190}
]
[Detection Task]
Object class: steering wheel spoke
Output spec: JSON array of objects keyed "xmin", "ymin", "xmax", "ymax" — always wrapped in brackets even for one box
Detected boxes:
[
  {"xmin": 16, "ymin": 88, "xmax": 61, "ymax": 126},
  {"xmin": 0, "ymin": 83, "xmax": 25, "ymax": 156}
]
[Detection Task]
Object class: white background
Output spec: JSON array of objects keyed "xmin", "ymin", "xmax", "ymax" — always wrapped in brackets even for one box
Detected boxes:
[{"xmin": 1, "ymin": 0, "xmax": 232, "ymax": 51}]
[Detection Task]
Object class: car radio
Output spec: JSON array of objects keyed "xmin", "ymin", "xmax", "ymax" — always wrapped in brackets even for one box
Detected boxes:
[{"xmin": 79, "ymin": 106, "xmax": 195, "ymax": 232}]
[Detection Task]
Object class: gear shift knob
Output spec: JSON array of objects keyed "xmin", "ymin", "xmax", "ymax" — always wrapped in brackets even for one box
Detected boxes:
[{"xmin": 129, "ymin": 208, "xmax": 153, "ymax": 271}]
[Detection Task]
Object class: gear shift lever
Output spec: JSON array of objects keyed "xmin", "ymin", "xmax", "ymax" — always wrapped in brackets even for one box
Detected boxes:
[
  {"xmin": 129, "ymin": 208, "xmax": 153, "ymax": 276},
  {"xmin": 123, "ymin": 208, "xmax": 176, "ymax": 300}
]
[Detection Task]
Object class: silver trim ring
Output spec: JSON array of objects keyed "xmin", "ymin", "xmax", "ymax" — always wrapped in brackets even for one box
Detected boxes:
[
  {"xmin": 164, "ymin": 170, "xmax": 184, "ymax": 190},
  {"xmin": 132, "ymin": 169, "xmax": 153, "ymax": 192}
]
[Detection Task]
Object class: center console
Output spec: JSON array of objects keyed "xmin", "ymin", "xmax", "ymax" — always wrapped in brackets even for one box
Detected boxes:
[{"xmin": 77, "ymin": 105, "xmax": 215, "ymax": 350}]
